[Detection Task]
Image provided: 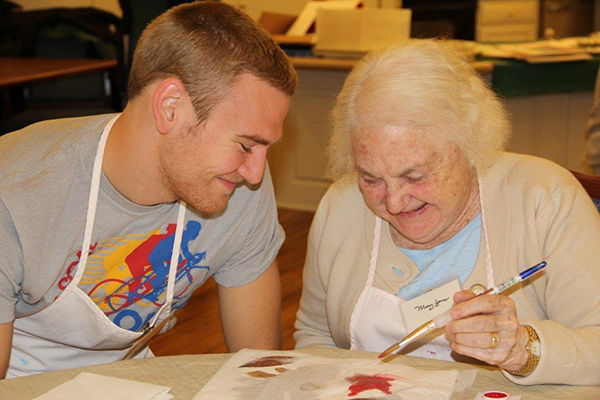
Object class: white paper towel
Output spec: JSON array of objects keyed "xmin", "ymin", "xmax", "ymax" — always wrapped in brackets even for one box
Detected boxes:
[{"xmin": 34, "ymin": 372, "xmax": 172, "ymax": 400}]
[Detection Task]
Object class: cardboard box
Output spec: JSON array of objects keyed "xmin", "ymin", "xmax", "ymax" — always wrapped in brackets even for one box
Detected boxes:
[
  {"xmin": 258, "ymin": 12, "xmax": 297, "ymax": 35},
  {"xmin": 314, "ymin": 8, "xmax": 412, "ymax": 58},
  {"xmin": 286, "ymin": 0, "xmax": 360, "ymax": 37}
]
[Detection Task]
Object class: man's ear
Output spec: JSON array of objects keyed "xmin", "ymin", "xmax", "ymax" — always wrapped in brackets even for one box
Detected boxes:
[{"xmin": 152, "ymin": 78, "xmax": 187, "ymax": 135}]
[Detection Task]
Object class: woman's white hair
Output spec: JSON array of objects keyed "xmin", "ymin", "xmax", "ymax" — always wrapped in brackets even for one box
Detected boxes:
[{"xmin": 327, "ymin": 39, "xmax": 511, "ymax": 181}]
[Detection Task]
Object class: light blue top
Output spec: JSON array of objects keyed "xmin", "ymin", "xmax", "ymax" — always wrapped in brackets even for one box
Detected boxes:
[{"xmin": 394, "ymin": 213, "xmax": 482, "ymax": 300}]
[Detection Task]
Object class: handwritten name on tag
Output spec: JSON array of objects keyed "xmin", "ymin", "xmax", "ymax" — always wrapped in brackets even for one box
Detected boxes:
[{"xmin": 400, "ymin": 280, "xmax": 461, "ymax": 333}]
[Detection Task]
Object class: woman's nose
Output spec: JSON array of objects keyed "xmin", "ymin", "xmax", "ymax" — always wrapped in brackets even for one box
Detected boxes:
[{"xmin": 385, "ymin": 185, "xmax": 412, "ymax": 215}]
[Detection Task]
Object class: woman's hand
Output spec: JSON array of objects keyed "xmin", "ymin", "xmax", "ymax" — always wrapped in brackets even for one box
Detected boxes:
[{"xmin": 445, "ymin": 290, "xmax": 530, "ymax": 371}]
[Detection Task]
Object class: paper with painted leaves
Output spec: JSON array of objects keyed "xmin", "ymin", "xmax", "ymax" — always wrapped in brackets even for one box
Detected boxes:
[{"xmin": 193, "ymin": 349, "xmax": 460, "ymax": 400}]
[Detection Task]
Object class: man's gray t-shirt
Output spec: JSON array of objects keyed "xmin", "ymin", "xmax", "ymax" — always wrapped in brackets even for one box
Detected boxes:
[{"xmin": 0, "ymin": 115, "xmax": 284, "ymax": 331}]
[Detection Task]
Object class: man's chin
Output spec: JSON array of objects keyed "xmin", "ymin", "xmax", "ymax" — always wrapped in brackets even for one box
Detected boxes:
[{"xmin": 187, "ymin": 197, "xmax": 229, "ymax": 218}]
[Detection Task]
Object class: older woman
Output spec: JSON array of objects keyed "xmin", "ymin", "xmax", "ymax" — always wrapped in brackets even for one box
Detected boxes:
[{"xmin": 294, "ymin": 40, "xmax": 600, "ymax": 386}]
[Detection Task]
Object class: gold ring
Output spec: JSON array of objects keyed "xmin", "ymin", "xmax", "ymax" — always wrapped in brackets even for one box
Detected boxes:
[
  {"xmin": 469, "ymin": 284, "xmax": 487, "ymax": 295},
  {"xmin": 490, "ymin": 332, "xmax": 499, "ymax": 349}
]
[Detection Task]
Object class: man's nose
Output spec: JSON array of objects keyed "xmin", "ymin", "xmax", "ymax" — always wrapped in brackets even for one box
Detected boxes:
[{"xmin": 238, "ymin": 150, "xmax": 267, "ymax": 185}]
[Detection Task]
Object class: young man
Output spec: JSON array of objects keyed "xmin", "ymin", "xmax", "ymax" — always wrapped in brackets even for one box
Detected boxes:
[{"xmin": 0, "ymin": 2, "xmax": 297, "ymax": 378}]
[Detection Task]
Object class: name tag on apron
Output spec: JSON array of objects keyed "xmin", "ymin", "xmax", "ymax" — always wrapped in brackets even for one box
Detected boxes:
[{"xmin": 400, "ymin": 280, "xmax": 461, "ymax": 332}]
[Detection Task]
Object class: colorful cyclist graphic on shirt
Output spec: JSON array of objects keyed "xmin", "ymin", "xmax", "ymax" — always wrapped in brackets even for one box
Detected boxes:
[{"xmin": 60, "ymin": 220, "xmax": 210, "ymax": 331}]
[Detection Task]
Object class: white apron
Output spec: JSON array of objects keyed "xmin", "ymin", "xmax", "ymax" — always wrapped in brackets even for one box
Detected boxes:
[
  {"xmin": 349, "ymin": 181, "xmax": 494, "ymax": 361},
  {"xmin": 8, "ymin": 116, "xmax": 187, "ymax": 378}
]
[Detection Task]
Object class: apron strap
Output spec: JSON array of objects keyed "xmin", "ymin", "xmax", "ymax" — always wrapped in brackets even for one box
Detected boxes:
[
  {"xmin": 478, "ymin": 176, "xmax": 495, "ymax": 288},
  {"xmin": 150, "ymin": 201, "xmax": 187, "ymax": 326},
  {"xmin": 365, "ymin": 217, "xmax": 382, "ymax": 286},
  {"xmin": 73, "ymin": 116, "xmax": 118, "ymax": 285}
]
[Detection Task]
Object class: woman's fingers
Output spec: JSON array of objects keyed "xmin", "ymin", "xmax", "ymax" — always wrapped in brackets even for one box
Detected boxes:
[
  {"xmin": 445, "ymin": 294, "xmax": 525, "ymax": 368},
  {"xmin": 453, "ymin": 290, "xmax": 477, "ymax": 304},
  {"xmin": 450, "ymin": 326, "xmax": 530, "ymax": 370},
  {"xmin": 451, "ymin": 331, "xmax": 500, "ymax": 349},
  {"xmin": 450, "ymin": 294, "xmax": 515, "ymax": 320},
  {"xmin": 447, "ymin": 312, "xmax": 519, "ymax": 335},
  {"xmin": 450, "ymin": 342, "xmax": 512, "ymax": 366}
]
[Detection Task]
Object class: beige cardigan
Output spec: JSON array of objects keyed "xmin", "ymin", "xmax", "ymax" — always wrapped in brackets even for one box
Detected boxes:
[{"xmin": 294, "ymin": 153, "xmax": 600, "ymax": 385}]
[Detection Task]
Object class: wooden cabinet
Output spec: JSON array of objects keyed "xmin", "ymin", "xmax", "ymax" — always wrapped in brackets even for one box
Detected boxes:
[
  {"xmin": 504, "ymin": 92, "xmax": 593, "ymax": 175},
  {"xmin": 268, "ymin": 68, "xmax": 344, "ymax": 211},
  {"xmin": 476, "ymin": 0, "xmax": 540, "ymax": 42}
]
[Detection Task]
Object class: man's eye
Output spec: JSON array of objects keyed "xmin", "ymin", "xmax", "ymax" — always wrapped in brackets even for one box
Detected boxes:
[{"xmin": 240, "ymin": 143, "xmax": 251, "ymax": 153}]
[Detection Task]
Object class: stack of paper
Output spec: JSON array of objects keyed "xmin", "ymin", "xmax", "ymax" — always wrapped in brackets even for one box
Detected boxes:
[{"xmin": 479, "ymin": 40, "xmax": 593, "ymax": 64}]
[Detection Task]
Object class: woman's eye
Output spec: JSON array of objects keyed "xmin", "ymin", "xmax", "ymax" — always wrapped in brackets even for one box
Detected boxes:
[
  {"xmin": 407, "ymin": 176, "xmax": 425, "ymax": 183},
  {"xmin": 362, "ymin": 177, "xmax": 380, "ymax": 186}
]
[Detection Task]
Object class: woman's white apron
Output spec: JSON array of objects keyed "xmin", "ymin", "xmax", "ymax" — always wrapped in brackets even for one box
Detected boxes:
[
  {"xmin": 349, "ymin": 181, "xmax": 494, "ymax": 361},
  {"xmin": 8, "ymin": 116, "xmax": 187, "ymax": 378}
]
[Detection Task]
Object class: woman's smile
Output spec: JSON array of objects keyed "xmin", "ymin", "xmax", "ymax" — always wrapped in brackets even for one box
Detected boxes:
[{"xmin": 399, "ymin": 202, "xmax": 428, "ymax": 216}]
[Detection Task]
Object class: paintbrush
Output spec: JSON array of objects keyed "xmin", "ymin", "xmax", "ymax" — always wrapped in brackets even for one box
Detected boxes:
[
  {"xmin": 378, "ymin": 261, "xmax": 547, "ymax": 359},
  {"xmin": 123, "ymin": 314, "xmax": 174, "ymax": 360}
]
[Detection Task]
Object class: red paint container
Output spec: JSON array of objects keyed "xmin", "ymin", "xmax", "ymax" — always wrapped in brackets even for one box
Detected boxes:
[{"xmin": 483, "ymin": 391, "xmax": 509, "ymax": 399}]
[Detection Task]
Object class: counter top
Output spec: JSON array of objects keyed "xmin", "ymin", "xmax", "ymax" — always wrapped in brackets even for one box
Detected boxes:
[{"xmin": 289, "ymin": 56, "xmax": 494, "ymax": 73}]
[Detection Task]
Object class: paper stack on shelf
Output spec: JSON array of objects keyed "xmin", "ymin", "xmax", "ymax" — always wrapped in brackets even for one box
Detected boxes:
[{"xmin": 478, "ymin": 39, "xmax": 594, "ymax": 64}]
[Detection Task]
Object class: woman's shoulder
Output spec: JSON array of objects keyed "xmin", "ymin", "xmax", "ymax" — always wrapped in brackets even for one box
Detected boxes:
[
  {"xmin": 488, "ymin": 153, "xmax": 580, "ymax": 192},
  {"xmin": 314, "ymin": 174, "xmax": 370, "ymax": 230},
  {"xmin": 322, "ymin": 174, "xmax": 363, "ymax": 206}
]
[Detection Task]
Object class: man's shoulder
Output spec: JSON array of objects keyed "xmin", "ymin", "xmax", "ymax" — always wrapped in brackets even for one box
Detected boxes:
[{"xmin": 0, "ymin": 114, "xmax": 114, "ymax": 187}]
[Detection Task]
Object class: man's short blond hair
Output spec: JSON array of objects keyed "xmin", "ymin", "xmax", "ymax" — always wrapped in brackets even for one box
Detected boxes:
[{"xmin": 128, "ymin": 1, "xmax": 297, "ymax": 122}]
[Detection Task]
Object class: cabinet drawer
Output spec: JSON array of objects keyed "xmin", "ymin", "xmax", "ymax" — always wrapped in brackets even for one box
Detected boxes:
[
  {"xmin": 477, "ymin": 24, "xmax": 538, "ymax": 42},
  {"xmin": 478, "ymin": 1, "xmax": 539, "ymax": 25}
]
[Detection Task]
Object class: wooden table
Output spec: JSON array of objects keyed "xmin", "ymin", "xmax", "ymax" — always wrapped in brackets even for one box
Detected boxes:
[
  {"xmin": 1, "ymin": 348, "xmax": 598, "ymax": 399},
  {"xmin": 0, "ymin": 57, "xmax": 117, "ymax": 88},
  {"xmin": 0, "ymin": 57, "xmax": 120, "ymax": 131}
]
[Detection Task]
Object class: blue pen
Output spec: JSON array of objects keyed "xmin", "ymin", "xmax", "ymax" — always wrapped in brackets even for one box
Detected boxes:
[{"xmin": 378, "ymin": 261, "xmax": 547, "ymax": 359}]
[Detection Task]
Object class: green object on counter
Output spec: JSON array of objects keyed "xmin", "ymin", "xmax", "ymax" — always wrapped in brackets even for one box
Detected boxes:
[{"xmin": 480, "ymin": 56, "xmax": 600, "ymax": 98}]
